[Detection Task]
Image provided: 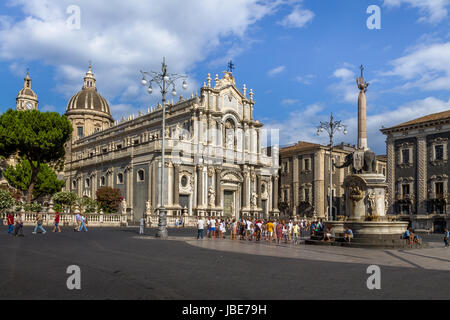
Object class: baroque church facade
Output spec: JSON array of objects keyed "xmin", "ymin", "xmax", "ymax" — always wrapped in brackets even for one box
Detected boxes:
[{"xmin": 64, "ymin": 66, "xmax": 279, "ymax": 223}]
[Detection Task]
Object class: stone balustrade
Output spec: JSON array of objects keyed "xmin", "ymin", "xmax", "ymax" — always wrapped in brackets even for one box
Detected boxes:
[{"xmin": 1, "ymin": 212, "xmax": 126, "ymax": 227}]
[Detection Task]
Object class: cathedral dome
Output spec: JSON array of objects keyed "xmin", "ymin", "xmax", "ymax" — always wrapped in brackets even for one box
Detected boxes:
[{"xmin": 65, "ymin": 65, "xmax": 113, "ymax": 121}]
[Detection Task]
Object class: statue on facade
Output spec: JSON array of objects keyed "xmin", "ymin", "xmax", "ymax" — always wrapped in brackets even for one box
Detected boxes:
[
  {"xmin": 208, "ymin": 187, "xmax": 216, "ymax": 207},
  {"xmin": 121, "ymin": 199, "xmax": 127, "ymax": 214},
  {"xmin": 251, "ymin": 192, "xmax": 258, "ymax": 207},
  {"xmin": 146, "ymin": 200, "xmax": 151, "ymax": 215},
  {"xmin": 367, "ymin": 191, "xmax": 376, "ymax": 215}
]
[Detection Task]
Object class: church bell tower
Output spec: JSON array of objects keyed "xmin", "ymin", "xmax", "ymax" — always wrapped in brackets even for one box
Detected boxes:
[{"xmin": 16, "ymin": 72, "xmax": 39, "ymax": 111}]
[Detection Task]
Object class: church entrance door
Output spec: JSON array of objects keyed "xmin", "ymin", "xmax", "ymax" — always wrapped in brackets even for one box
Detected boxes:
[{"xmin": 224, "ymin": 191, "xmax": 234, "ymax": 217}]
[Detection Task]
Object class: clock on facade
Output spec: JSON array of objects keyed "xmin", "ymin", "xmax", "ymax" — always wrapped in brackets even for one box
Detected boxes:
[{"xmin": 26, "ymin": 102, "xmax": 34, "ymax": 110}]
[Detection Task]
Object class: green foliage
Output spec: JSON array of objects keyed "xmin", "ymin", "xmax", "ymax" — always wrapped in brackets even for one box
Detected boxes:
[
  {"xmin": 53, "ymin": 203, "xmax": 63, "ymax": 212},
  {"xmin": 0, "ymin": 189, "xmax": 15, "ymax": 212},
  {"xmin": 23, "ymin": 202, "xmax": 42, "ymax": 213},
  {"xmin": 96, "ymin": 187, "xmax": 123, "ymax": 214},
  {"xmin": 0, "ymin": 109, "xmax": 73, "ymax": 202},
  {"xmin": 76, "ymin": 196, "xmax": 99, "ymax": 214},
  {"xmin": 4, "ymin": 159, "xmax": 64, "ymax": 199},
  {"xmin": 53, "ymin": 191, "xmax": 78, "ymax": 213}
]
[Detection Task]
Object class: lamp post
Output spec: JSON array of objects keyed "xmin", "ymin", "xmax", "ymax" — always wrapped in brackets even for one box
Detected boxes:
[
  {"xmin": 141, "ymin": 58, "xmax": 187, "ymax": 238},
  {"xmin": 317, "ymin": 113, "xmax": 347, "ymax": 221}
]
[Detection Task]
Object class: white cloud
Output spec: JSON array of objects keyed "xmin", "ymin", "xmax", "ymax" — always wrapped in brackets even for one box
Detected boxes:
[
  {"xmin": 264, "ymin": 103, "xmax": 328, "ymax": 146},
  {"xmin": 278, "ymin": 5, "xmax": 315, "ymax": 28},
  {"xmin": 294, "ymin": 74, "xmax": 315, "ymax": 85},
  {"xmin": 0, "ymin": 0, "xmax": 284, "ymax": 107},
  {"xmin": 41, "ymin": 105, "xmax": 56, "ymax": 112},
  {"xmin": 384, "ymin": 42, "xmax": 450, "ymax": 91},
  {"xmin": 281, "ymin": 98, "xmax": 299, "ymax": 106},
  {"xmin": 268, "ymin": 65, "xmax": 286, "ymax": 76},
  {"xmin": 383, "ymin": 0, "xmax": 450, "ymax": 23},
  {"xmin": 266, "ymin": 96, "xmax": 450, "ymax": 154},
  {"xmin": 329, "ymin": 66, "xmax": 359, "ymax": 104}
]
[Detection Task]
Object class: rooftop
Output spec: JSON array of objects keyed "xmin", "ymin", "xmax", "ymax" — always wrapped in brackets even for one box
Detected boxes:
[{"xmin": 382, "ymin": 109, "xmax": 450, "ymax": 132}]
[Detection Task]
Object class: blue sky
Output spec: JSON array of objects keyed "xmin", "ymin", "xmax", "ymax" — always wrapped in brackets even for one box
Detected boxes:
[{"xmin": 0, "ymin": 0, "xmax": 449, "ymax": 154}]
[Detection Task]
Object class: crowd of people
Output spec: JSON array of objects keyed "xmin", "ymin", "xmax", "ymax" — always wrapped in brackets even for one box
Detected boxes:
[
  {"xmin": 5, "ymin": 211, "xmax": 89, "ymax": 236},
  {"xmin": 4, "ymin": 211, "xmax": 450, "ymax": 248},
  {"xmin": 196, "ymin": 217, "xmax": 325, "ymax": 244}
]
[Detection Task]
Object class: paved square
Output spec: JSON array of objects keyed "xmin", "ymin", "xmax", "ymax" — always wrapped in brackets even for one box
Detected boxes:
[{"xmin": 0, "ymin": 226, "xmax": 449, "ymax": 300}]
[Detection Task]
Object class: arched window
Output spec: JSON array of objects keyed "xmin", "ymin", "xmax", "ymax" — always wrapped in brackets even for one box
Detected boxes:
[
  {"xmin": 117, "ymin": 173, "xmax": 124, "ymax": 184},
  {"xmin": 72, "ymin": 180, "xmax": 77, "ymax": 189},
  {"xmin": 85, "ymin": 178, "xmax": 90, "ymax": 188},
  {"xmin": 137, "ymin": 169, "xmax": 145, "ymax": 182},
  {"xmin": 100, "ymin": 176, "xmax": 106, "ymax": 186}
]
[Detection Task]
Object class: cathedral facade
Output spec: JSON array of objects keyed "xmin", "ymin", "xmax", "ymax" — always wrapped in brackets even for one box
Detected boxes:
[{"xmin": 64, "ymin": 67, "xmax": 279, "ymax": 222}]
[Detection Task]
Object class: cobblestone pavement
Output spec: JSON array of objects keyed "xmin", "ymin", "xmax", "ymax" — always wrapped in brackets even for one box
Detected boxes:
[{"xmin": 1, "ymin": 226, "xmax": 449, "ymax": 300}]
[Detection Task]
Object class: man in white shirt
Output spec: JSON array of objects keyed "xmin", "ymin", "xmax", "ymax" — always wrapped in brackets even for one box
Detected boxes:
[
  {"xmin": 246, "ymin": 219, "xmax": 253, "ymax": 240},
  {"xmin": 288, "ymin": 220, "xmax": 293, "ymax": 241},
  {"xmin": 197, "ymin": 218, "xmax": 205, "ymax": 240}
]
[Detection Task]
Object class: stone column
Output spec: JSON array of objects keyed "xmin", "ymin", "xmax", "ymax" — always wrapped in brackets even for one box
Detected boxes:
[
  {"xmin": 273, "ymin": 175, "xmax": 279, "ymax": 211},
  {"xmin": 148, "ymin": 162, "xmax": 152, "ymax": 208},
  {"xmin": 218, "ymin": 122, "xmax": 223, "ymax": 148},
  {"xmin": 197, "ymin": 165, "xmax": 203, "ymax": 208},
  {"xmin": 215, "ymin": 167, "xmax": 221, "ymax": 207},
  {"xmin": 386, "ymin": 138, "xmax": 395, "ymax": 214},
  {"xmin": 357, "ymin": 71, "xmax": 369, "ymax": 150},
  {"xmin": 257, "ymin": 174, "xmax": 262, "ymax": 209},
  {"xmin": 152, "ymin": 163, "xmax": 158, "ymax": 208},
  {"xmin": 173, "ymin": 164, "xmax": 180, "ymax": 207},
  {"xmin": 314, "ymin": 150, "xmax": 325, "ymax": 218},
  {"xmin": 243, "ymin": 171, "xmax": 248, "ymax": 209},
  {"xmin": 293, "ymin": 156, "xmax": 299, "ymax": 213},
  {"xmin": 417, "ymin": 135, "xmax": 427, "ymax": 215}
]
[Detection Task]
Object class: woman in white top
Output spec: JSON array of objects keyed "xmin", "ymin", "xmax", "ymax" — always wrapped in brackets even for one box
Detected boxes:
[{"xmin": 219, "ymin": 220, "xmax": 226, "ymax": 239}]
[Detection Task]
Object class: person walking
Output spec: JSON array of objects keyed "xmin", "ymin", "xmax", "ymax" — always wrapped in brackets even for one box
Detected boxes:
[
  {"xmin": 139, "ymin": 216, "xmax": 145, "ymax": 235},
  {"xmin": 7, "ymin": 211, "xmax": 14, "ymax": 235},
  {"xmin": 32, "ymin": 213, "xmax": 46, "ymax": 234},
  {"xmin": 74, "ymin": 212, "xmax": 81, "ymax": 232},
  {"xmin": 14, "ymin": 212, "xmax": 24, "ymax": 237},
  {"xmin": 197, "ymin": 217, "xmax": 205, "ymax": 240},
  {"xmin": 52, "ymin": 212, "xmax": 61, "ymax": 233},
  {"xmin": 444, "ymin": 228, "xmax": 449, "ymax": 248},
  {"xmin": 79, "ymin": 213, "xmax": 88, "ymax": 232}
]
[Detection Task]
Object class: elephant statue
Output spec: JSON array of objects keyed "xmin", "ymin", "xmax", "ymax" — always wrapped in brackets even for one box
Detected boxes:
[{"xmin": 335, "ymin": 149, "xmax": 377, "ymax": 174}]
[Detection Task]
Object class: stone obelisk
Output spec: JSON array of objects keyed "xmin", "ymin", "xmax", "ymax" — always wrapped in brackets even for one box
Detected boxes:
[{"xmin": 356, "ymin": 65, "xmax": 369, "ymax": 150}]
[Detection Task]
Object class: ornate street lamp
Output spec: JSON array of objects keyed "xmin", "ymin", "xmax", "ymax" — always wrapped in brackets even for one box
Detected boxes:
[
  {"xmin": 317, "ymin": 113, "xmax": 347, "ymax": 221},
  {"xmin": 141, "ymin": 58, "xmax": 187, "ymax": 238}
]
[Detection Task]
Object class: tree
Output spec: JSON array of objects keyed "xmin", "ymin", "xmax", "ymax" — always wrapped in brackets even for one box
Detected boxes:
[
  {"xmin": 96, "ymin": 187, "xmax": 123, "ymax": 214},
  {"xmin": 0, "ymin": 110, "xmax": 73, "ymax": 203},
  {"xmin": 53, "ymin": 191, "xmax": 78, "ymax": 213},
  {"xmin": 4, "ymin": 159, "xmax": 65, "ymax": 200},
  {"xmin": 24, "ymin": 202, "xmax": 42, "ymax": 213},
  {"xmin": 0, "ymin": 189, "xmax": 15, "ymax": 213},
  {"xmin": 76, "ymin": 196, "xmax": 98, "ymax": 214}
]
